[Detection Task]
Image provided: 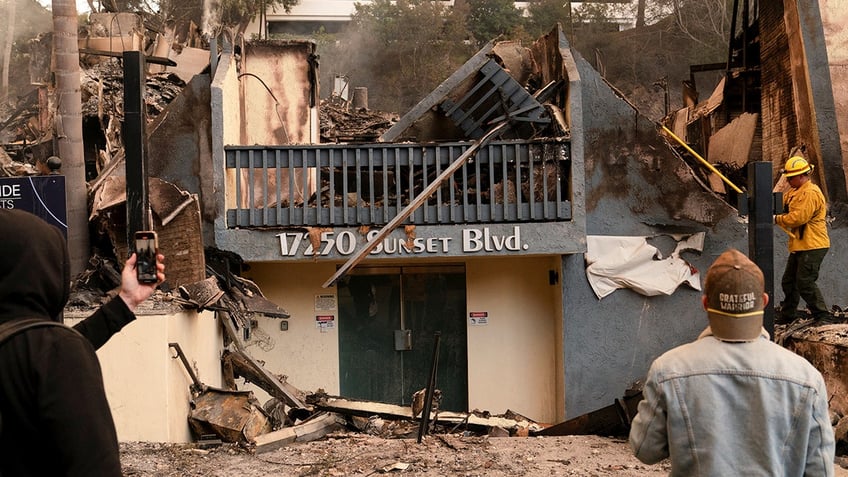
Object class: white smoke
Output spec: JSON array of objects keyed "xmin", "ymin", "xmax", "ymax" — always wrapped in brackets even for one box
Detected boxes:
[{"xmin": 201, "ymin": 0, "xmax": 221, "ymax": 38}]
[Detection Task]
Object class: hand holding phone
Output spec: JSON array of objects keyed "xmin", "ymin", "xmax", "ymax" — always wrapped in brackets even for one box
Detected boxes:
[{"xmin": 135, "ymin": 231, "xmax": 159, "ymax": 284}]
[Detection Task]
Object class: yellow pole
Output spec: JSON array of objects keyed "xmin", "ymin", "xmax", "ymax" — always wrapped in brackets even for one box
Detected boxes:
[{"xmin": 661, "ymin": 125, "xmax": 744, "ymax": 194}]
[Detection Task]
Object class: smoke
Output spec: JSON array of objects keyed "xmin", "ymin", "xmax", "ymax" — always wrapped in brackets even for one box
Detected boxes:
[
  {"xmin": 12, "ymin": 0, "xmax": 53, "ymax": 41},
  {"xmin": 200, "ymin": 0, "xmax": 221, "ymax": 38},
  {"xmin": 1, "ymin": 0, "xmax": 52, "ymax": 103}
]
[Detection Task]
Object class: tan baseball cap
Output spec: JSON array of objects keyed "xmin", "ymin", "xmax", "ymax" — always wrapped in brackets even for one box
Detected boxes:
[{"xmin": 704, "ymin": 249, "xmax": 765, "ymax": 342}]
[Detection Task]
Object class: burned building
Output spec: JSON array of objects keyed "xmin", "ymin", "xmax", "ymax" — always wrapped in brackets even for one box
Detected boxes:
[
  {"xmin": 201, "ymin": 2, "xmax": 848, "ymax": 431},
  {"xmin": 2, "ymin": 0, "xmax": 847, "ymax": 446}
]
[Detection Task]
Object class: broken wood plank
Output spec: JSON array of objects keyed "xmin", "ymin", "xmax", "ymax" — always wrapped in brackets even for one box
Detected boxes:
[
  {"xmin": 254, "ymin": 427, "xmax": 297, "ymax": 453},
  {"xmin": 379, "ymin": 42, "xmax": 494, "ymax": 143},
  {"xmin": 532, "ymin": 391, "xmax": 642, "ymax": 437},
  {"xmin": 309, "ymin": 395, "xmax": 540, "ymax": 434},
  {"xmin": 254, "ymin": 412, "xmax": 344, "ymax": 453},
  {"xmin": 79, "ymin": 47, "xmax": 177, "ymax": 66},
  {"xmin": 707, "ymin": 112, "xmax": 758, "ymax": 169},
  {"xmin": 218, "ymin": 311, "xmax": 308, "ymax": 410}
]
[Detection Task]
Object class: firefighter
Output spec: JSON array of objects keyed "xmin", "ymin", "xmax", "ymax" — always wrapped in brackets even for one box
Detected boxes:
[{"xmin": 774, "ymin": 156, "xmax": 834, "ymax": 324}]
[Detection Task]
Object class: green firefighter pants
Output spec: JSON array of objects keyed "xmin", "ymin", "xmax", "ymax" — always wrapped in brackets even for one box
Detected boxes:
[{"xmin": 779, "ymin": 247, "xmax": 829, "ymax": 319}]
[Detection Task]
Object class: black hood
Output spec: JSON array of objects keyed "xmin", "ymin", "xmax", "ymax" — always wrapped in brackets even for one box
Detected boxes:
[{"xmin": 0, "ymin": 209, "xmax": 70, "ymax": 322}]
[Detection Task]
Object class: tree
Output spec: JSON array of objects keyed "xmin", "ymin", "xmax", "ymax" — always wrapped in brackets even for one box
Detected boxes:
[
  {"xmin": 463, "ymin": 0, "xmax": 522, "ymax": 46},
  {"xmin": 189, "ymin": 0, "xmax": 299, "ymax": 37},
  {"xmin": 320, "ymin": 0, "xmax": 475, "ymax": 113},
  {"xmin": 566, "ymin": 0, "xmax": 733, "ymax": 120},
  {"xmin": 83, "ymin": 0, "xmax": 300, "ymax": 38},
  {"xmin": 662, "ymin": 0, "xmax": 731, "ymax": 52},
  {"xmin": 52, "ymin": 0, "xmax": 90, "ymax": 275},
  {"xmin": 636, "ymin": 0, "xmax": 646, "ymax": 27},
  {"xmin": 524, "ymin": 0, "xmax": 571, "ymax": 39}
]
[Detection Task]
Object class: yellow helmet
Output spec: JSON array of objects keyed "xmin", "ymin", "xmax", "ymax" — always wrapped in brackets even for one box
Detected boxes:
[{"xmin": 782, "ymin": 156, "xmax": 813, "ymax": 177}]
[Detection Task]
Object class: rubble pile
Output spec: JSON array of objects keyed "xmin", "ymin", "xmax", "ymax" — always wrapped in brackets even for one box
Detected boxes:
[
  {"xmin": 319, "ymin": 96, "xmax": 398, "ymax": 143},
  {"xmin": 80, "ymin": 60, "xmax": 185, "ymax": 119},
  {"xmin": 0, "ymin": 55, "xmax": 185, "ymax": 176}
]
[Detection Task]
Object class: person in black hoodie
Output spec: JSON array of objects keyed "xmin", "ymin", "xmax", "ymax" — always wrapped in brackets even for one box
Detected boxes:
[{"xmin": 0, "ymin": 209, "xmax": 165, "ymax": 476}]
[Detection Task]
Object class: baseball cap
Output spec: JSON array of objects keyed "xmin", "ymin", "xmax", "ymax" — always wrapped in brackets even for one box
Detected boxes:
[{"xmin": 704, "ymin": 248, "xmax": 765, "ymax": 341}]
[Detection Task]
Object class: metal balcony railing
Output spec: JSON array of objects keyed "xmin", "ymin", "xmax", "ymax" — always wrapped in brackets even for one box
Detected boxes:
[{"xmin": 224, "ymin": 139, "xmax": 571, "ymax": 228}]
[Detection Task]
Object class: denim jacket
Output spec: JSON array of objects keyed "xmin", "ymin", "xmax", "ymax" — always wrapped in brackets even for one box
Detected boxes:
[{"xmin": 629, "ymin": 327, "xmax": 835, "ymax": 476}]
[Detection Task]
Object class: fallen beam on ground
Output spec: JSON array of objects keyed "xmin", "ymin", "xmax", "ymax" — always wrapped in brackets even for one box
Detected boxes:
[
  {"xmin": 531, "ymin": 391, "xmax": 641, "ymax": 437},
  {"xmin": 254, "ymin": 412, "xmax": 344, "ymax": 453},
  {"xmin": 308, "ymin": 394, "xmax": 542, "ymax": 435},
  {"xmin": 218, "ymin": 310, "xmax": 307, "ymax": 410}
]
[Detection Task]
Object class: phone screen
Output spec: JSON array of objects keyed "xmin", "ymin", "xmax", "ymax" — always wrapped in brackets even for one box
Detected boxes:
[{"xmin": 135, "ymin": 232, "xmax": 158, "ymax": 283}]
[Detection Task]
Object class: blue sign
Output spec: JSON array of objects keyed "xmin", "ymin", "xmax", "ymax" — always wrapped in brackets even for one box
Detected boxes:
[{"xmin": 0, "ymin": 175, "xmax": 67, "ymax": 236}]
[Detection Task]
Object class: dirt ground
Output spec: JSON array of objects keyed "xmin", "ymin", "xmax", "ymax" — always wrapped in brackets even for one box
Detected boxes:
[
  {"xmin": 120, "ymin": 432, "xmax": 848, "ymax": 477},
  {"xmin": 120, "ymin": 434, "xmax": 669, "ymax": 476}
]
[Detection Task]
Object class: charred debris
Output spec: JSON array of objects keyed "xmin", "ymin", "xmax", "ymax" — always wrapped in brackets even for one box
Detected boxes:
[
  {"xmin": 0, "ymin": 13, "xmax": 619, "ymax": 451},
  {"xmin": 4, "ymin": 10, "xmax": 848, "ymax": 453}
]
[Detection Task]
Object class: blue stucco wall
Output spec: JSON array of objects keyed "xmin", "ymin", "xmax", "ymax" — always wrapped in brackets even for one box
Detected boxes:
[
  {"xmin": 559, "ymin": 25, "xmax": 848, "ymax": 418},
  {"xmin": 560, "ymin": 35, "xmax": 750, "ymax": 418}
]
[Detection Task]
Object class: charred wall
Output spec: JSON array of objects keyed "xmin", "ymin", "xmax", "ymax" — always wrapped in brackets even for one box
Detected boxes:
[
  {"xmin": 760, "ymin": 2, "xmax": 800, "ymax": 172},
  {"xmin": 147, "ymin": 74, "xmax": 215, "ymax": 243},
  {"xmin": 239, "ymin": 40, "xmax": 317, "ymax": 145},
  {"xmin": 555, "ymin": 30, "xmax": 750, "ymax": 418},
  {"xmin": 819, "ymin": 0, "xmax": 848, "ymax": 196},
  {"xmin": 760, "ymin": 1, "xmax": 847, "ymax": 204}
]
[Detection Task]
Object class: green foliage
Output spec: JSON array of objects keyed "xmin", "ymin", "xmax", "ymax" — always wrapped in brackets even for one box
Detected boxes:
[
  {"xmin": 218, "ymin": 0, "xmax": 298, "ymax": 31},
  {"xmin": 320, "ymin": 0, "xmax": 475, "ymax": 112},
  {"xmin": 524, "ymin": 0, "xmax": 571, "ymax": 39},
  {"xmin": 464, "ymin": 0, "xmax": 522, "ymax": 46},
  {"xmin": 90, "ymin": 0, "xmax": 299, "ymax": 33}
]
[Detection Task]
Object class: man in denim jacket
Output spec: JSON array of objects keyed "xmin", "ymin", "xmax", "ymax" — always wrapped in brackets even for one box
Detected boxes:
[{"xmin": 629, "ymin": 248, "xmax": 834, "ymax": 476}]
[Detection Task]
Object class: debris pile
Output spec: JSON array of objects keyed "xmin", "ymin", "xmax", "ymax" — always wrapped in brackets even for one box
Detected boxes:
[
  {"xmin": 319, "ymin": 96, "xmax": 398, "ymax": 143},
  {"xmin": 163, "ymin": 252, "xmax": 554, "ymax": 452}
]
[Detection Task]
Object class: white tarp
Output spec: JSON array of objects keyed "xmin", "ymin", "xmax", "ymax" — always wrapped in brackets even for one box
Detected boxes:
[{"xmin": 585, "ymin": 233, "xmax": 705, "ymax": 300}]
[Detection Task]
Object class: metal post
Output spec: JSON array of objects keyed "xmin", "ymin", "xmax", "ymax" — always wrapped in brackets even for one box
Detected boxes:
[
  {"xmin": 417, "ymin": 331, "xmax": 441, "ymax": 443},
  {"xmin": 747, "ymin": 162, "xmax": 775, "ymax": 338},
  {"xmin": 123, "ymin": 51, "xmax": 149, "ymax": 251}
]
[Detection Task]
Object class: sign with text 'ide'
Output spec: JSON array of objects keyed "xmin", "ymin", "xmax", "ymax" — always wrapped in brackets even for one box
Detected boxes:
[{"xmin": 0, "ymin": 176, "xmax": 67, "ymax": 237}]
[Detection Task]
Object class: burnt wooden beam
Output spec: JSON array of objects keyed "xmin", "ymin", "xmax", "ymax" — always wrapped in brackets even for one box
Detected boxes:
[
  {"xmin": 253, "ymin": 412, "xmax": 344, "ymax": 453},
  {"xmin": 532, "ymin": 391, "xmax": 642, "ymax": 437},
  {"xmin": 308, "ymin": 394, "xmax": 538, "ymax": 434},
  {"xmin": 82, "ymin": 48, "xmax": 177, "ymax": 66},
  {"xmin": 218, "ymin": 311, "xmax": 307, "ymax": 409}
]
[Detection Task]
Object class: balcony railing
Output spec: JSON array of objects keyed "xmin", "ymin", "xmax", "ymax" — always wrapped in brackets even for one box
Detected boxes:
[{"xmin": 224, "ymin": 139, "xmax": 571, "ymax": 228}]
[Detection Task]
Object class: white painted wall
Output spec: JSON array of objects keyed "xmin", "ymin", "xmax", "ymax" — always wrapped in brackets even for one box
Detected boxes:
[
  {"xmin": 243, "ymin": 262, "xmax": 343, "ymax": 400},
  {"xmin": 66, "ymin": 310, "xmax": 222, "ymax": 443},
  {"xmin": 465, "ymin": 256, "xmax": 563, "ymax": 423}
]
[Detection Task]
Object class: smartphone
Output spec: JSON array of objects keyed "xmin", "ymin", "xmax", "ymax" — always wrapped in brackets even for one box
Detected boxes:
[{"xmin": 135, "ymin": 231, "xmax": 159, "ymax": 284}]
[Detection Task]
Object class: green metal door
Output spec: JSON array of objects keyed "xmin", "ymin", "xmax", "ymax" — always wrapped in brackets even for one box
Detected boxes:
[{"xmin": 338, "ymin": 266, "xmax": 468, "ymax": 411}]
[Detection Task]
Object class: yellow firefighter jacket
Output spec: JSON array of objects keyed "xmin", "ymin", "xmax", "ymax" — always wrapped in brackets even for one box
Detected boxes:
[{"xmin": 775, "ymin": 180, "xmax": 830, "ymax": 252}]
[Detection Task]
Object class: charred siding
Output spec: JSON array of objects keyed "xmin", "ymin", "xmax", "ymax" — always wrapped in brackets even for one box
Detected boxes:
[{"xmin": 760, "ymin": 2, "xmax": 799, "ymax": 168}]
